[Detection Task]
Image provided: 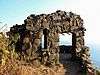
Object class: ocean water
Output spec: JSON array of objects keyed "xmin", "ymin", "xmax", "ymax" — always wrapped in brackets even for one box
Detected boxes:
[{"xmin": 89, "ymin": 44, "xmax": 100, "ymax": 68}]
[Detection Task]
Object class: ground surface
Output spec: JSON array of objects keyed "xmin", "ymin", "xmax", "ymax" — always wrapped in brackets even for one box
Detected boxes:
[{"xmin": 59, "ymin": 53, "xmax": 82, "ymax": 75}]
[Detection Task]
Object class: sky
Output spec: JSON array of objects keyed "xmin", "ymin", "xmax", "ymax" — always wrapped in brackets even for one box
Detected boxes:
[{"xmin": 0, "ymin": 0, "xmax": 100, "ymax": 67}]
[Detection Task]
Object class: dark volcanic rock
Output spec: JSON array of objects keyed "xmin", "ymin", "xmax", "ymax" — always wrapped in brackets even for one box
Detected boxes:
[{"xmin": 7, "ymin": 10, "xmax": 94, "ymax": 74}]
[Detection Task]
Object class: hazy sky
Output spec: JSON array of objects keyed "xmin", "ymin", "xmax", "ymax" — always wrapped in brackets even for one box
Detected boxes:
[{"xmin": 0, "ymin": 0, "xmax": 100, "ymax": 65}]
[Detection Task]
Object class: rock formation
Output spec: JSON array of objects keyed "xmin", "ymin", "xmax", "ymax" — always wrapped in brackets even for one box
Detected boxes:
[{"xmin": 7, "ymin": 10, "xmax": 94, "ymax": 75}]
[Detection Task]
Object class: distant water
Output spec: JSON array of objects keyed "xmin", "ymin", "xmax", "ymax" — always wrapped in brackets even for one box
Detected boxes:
[{"xmin": 88, "ymin": 44, "xmax": 100, "ymax": 68}]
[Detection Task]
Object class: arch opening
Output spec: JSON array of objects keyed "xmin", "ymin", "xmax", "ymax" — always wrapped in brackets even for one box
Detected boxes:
[{"xmin": 59, "ymin": 33, "xmax": 72, "ymax": 53}]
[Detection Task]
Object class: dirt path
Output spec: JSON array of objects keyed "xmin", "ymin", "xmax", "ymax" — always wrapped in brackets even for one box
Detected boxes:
[{"xmin": 59, "ymin": 53, "xmax": 82, "ymax": 75}]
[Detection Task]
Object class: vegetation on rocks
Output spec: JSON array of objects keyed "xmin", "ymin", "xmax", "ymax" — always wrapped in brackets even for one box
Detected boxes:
[
  {"xmin": 0, "ymin": 10, "xmax": 100, "ymax": 75},
  {"xmin": 0, "ymin": 32, "xmax": 65, "ymax": 75}
]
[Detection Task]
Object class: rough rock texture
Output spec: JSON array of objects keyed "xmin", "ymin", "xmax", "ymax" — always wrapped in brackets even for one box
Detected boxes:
[{"xmin": 7, "ymin": 10, "xmax": 94, "ymax": 74}]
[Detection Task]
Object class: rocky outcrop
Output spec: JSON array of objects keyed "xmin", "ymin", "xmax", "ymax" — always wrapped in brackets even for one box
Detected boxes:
[{"xmin": 7, "ymin": 10, "xmax": 94, "ymax": 74}]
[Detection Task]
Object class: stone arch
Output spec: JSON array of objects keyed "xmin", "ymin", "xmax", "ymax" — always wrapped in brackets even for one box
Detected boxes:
[
  {"xmin": 7, "ymin": 10, "xmax": 94, "ymax": 74},
  {"xmin": 8, "ymin": 10, "xmax": 86, "ymax": 65}
]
